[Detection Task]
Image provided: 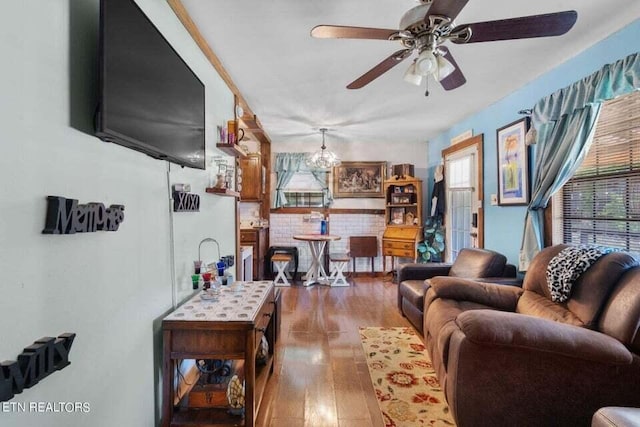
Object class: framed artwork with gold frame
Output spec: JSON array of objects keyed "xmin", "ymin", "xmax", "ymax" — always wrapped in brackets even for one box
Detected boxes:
[{"xmin": 332, "ymin": 161, "xmax": 385, "ymax": 198}]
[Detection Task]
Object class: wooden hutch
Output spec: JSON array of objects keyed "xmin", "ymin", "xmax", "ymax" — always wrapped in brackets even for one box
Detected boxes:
[{"xmin": 382, "ymin": 175, "xmax": 423, "ymax": 273}]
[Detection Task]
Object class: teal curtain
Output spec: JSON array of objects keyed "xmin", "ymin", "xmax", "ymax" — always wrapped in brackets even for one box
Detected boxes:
[
  {"xmin": 273, "ymin": 153, "xmax": 307, "ymax": 208},
  {"xmin": 519, "ymin": 52, "xmax": 640, "ymax": 270},
  {"xmin": 309, "ymin": 170, "xmax": 333, "ymax": 207}
]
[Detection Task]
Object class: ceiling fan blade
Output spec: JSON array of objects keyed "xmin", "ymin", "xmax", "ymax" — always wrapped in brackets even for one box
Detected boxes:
[
  {"xmin": 347, "ymin": 49, "xmax": 412, "ymax": 89},
  {"xmin": 438, "ymin": 47, "xmax": 466, "ymax": 91},
  {"xmin": 426, "ymin": 0, "xmax": 469, "ymax": 21},
  {"xmin": 454, "ymin": 10, "xmax": 577, "ymax": 44},
  {"xmin": 311, "ymin": 25, "xmax": 398, "ymax": 40}
]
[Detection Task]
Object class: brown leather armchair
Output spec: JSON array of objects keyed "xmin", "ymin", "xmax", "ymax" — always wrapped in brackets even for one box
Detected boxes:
[
  {"xmin": 397, "ymin": 247, "xmax": 518, "ymax": 334},
  {"xmin": 423, "ymin": 245, "xmax": 640, "ymax": 426}
]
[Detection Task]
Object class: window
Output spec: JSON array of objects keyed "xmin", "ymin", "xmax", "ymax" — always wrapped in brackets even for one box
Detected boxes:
[
  {"xmin": 554, "ymin": 91, "xmax": 640, "ymax": 250},
  {"xmin": 282, "ymin": 191, "xmax": 326, "ymax": 207},
  {"xmin": 282, "ymin": 171, "xmax": 329, "ymax": 208}
]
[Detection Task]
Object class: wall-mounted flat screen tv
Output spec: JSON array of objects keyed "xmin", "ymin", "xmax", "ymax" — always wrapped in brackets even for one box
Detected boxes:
[{"xmin": 95, "ymin": 0, "xmax": 205, "ymax": 169}]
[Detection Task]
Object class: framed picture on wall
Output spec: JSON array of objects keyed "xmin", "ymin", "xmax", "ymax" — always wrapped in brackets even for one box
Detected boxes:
[
  {"xmin": 496, "ymin": 118, "xmax": 530, "ymax": 206},
  {"xmin": 332, "ymin": 161, "xmax": 385, "ymax": 198}
]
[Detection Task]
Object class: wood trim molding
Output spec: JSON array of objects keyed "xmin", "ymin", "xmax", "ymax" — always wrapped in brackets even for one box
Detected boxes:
[
  {"xmin": 329, "ymin": 209, "xmax": 385, "ymax": 215},
  {"xmin": 167, "ymin": 0, "xmax": 253, "ymax": 119},
  {"xmin": 442, "ymin": 134, "xmax": 485, "ymax": 249},
  {"xmin": 270, "ymin": 208, "xmax": 385, "ymax": 215},
  {"xmin": 270, "ymin": 207, "xmax": 328, "ymax": 215},
  {"xmin": 543, "ymin": 202, "xmax": 553, "ymax": 247}
]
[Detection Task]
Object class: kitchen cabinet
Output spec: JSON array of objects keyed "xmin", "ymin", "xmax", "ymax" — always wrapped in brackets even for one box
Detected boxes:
[
  {"xmin": 240, "ymin": 227, "xmax": 268, "ymax": 280},
  {"xmin": 239, "ymin": 154, "xmax": 264, "ymax": 202}
]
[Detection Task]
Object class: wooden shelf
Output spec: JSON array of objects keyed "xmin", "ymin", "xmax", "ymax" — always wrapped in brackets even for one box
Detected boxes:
[
  {"xmin": 383, "ymin": 176, "xmax": 423, "ymax": 273},
  {"xmin": 206, "ymin": 187, "xmax": 240, "ymax": 198},
  {"xmin": 239, "ymin": 114, "xmax": 264, "ymax": 133},
  {"xmin": 255, "ymin": 355, "xmax": 274, "ymax": 413},
  {"xmin": 171, "ymin": 407, "xmax": 239, "ymax": 427},
  {"xmin": 216, "ymin": 143, "xmax": 247, "ymax": 157}
]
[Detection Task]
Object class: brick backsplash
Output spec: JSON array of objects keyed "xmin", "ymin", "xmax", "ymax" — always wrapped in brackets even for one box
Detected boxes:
[{"xmin": 269, "ymin": 213, "xmax": 388, "ymax": 273}]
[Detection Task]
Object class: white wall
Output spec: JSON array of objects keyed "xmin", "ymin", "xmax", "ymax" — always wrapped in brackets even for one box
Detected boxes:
[
  {"xmin": 272, "ymin": 140, "xmax": 430, "ymax": 210},
  {"xmin": 269, "ymin": 140, "xmax": 429, "ymax": 273},
  {"xmin": 0, "ymin": 1, "xmax": 236, "ymax": 426},
  {"xmin": 269, "ymin": 213, "xmax": 387, "ymax": 273}
]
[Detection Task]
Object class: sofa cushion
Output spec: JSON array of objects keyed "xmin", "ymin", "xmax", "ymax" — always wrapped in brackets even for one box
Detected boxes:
[
  {"xmin": 599, "ymin": 267, "xmax": 640, "ymax": 353},
  {"xmin": 456, "ymin": 310, "xmax": 632, "ymax": 365},
  {"xmin": 522, "ymin": 245, "xmax": 567, "ymax": 298},
  {"xmin": 516, "ymin": 290, "xmax": 584, "ymax": 326},
  {"xmin": 522, "ymin": 246, "xmax": 638, "ymax": 328},
  {"xmin": 428, "ymin": 276, "xmax": 524, "ymax": 311},
  {"xmin": 425, "ymin": 297, "xmax": 490, "ymax": 379},
  {"xmin": 567, "ymin": 251, "xmax": 639, "ymax": 328},
  {"xmin": 401, "ymin": 298, "xmax": 425, "ymax": 335},
  {"xmin": 448, "ymin": 248, "xmax": 508, "ymax": 278},
  {"xmin": 399, "ymin": 280, "xmax": 429, "ymax": 310}
]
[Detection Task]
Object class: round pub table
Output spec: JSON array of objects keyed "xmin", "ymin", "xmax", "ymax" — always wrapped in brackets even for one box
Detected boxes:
[{"xmin": 293, "ymin": 234, "xmax": 341, "ymax": 286}]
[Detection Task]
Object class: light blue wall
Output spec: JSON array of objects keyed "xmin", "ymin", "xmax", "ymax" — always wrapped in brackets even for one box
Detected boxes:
[{"xmin": 427, "ymin": 20, "xmax": 640, "ymax": 266}]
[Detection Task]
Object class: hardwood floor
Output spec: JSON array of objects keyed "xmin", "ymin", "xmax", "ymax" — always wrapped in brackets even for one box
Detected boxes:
[{"xmin": 256, "ymin": 277, "xmax": 413, "ymax": 427}]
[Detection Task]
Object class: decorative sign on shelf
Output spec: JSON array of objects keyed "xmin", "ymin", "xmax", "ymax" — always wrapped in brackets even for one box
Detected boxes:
[
  {"xmin": 173, "ymin": 191, "xmax": 200, "ymax": 212},
  {"xmin": 42, "ymin": 196, "xmax": 125, "ymax": 234},
  {"xmin": 0, "ymin": 333, "xmax": 76, "ymax": 402}
]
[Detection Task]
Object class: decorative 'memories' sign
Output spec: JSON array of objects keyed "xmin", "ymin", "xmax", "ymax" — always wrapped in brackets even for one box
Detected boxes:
[{"xmin": 42, "ymin": 196, "xmax": 125, "ymax": 234}]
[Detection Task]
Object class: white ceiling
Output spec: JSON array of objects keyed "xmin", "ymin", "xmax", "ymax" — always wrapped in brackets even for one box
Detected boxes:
[{"xmin": 181, "ymin": 0, "xmax": 640, "ymax": 148}]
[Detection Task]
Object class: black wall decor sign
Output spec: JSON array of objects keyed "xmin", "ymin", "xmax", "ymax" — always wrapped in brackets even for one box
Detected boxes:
[
  {"xmin": 173, "ymin": 191, "xmax": 200, "ymax": 212},
  {"xmin": 43, "ymin": 196, "xmax": 125, "ymax": 234},
  {"xmin": 0, "ymin": 333, "xmax": 76, "ymax": 402}
]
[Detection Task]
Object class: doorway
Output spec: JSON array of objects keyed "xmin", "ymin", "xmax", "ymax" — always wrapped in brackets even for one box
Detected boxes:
[{"xmin": 442, "ymin": 135, "xmax": 484, "ymax": 261}]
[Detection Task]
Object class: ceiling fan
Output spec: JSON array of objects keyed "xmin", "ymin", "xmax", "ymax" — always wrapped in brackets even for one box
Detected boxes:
[{"xmin": 311, "ymin": 0, "xmax": 577, "ymax": 94}]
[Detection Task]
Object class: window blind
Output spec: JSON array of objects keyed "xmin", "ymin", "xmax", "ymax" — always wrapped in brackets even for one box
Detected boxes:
[{"xmin": 561, "ymin": 91, "xmax": 640, "ymax": 251}]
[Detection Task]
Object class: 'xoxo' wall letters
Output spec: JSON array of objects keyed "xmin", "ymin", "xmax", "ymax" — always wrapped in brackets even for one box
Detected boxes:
[
  {"xmin": 42, "ymin": 196, "xmax": 125, "ymax": 234},
  {"xmin": 173, "ymin": 191, "xmax": 200, "ymax": 212}
]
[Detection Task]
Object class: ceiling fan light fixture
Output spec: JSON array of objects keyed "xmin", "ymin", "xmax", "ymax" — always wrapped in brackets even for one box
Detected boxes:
[
  {"xmin": 415, "ymin": 50, "xmax": 438, "ymax": 76},
  {"xmin": 436, "ymin": 55, "xmax": 455, "ymax": 81},
  {"xmin": 403, "ymin": 60, "xmax": 423, "ymax": 86},
  {"xmin": 306, "ymin": 128, "xmax": 341, "ymax": 169}
]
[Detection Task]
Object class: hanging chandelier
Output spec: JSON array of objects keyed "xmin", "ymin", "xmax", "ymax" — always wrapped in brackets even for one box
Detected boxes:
[{"xmin": 306, "ymin": 128, "xmax": 341, "ymax": 169}]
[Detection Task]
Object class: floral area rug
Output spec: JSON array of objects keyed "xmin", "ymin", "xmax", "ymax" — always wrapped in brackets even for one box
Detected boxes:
[{"xmin": 359, "ymin": 327, "xmax": 456, "ymax": 427}]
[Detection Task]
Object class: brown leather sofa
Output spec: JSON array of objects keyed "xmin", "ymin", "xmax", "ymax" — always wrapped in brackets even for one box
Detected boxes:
[
  {"xmin": 423, "ymin": 244, "xmax": 640, "ymax": 426},
  {"xmin": 397, "ymin": 248, "xmax": 517, "ymax": 334}
]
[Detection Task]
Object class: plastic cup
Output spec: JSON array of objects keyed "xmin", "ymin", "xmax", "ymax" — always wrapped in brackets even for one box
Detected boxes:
[
  {"xmin": 216, "ymin": 261, "xmax": 225, "ymax": 277},
  {"xmin": 191, "ymin": 274, "xmax": 200, "ymax": 290}
]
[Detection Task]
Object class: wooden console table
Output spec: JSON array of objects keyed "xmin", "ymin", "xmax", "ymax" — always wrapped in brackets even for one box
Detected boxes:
[{"xmin": 162, "ymin": 281, "xmax": 279, "ymax": 427}]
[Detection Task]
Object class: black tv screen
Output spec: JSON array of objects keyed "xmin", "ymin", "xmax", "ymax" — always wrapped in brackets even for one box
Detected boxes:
[{"xmin": 96, "ymin": 0, "xmax": 205, "ymax": 169}]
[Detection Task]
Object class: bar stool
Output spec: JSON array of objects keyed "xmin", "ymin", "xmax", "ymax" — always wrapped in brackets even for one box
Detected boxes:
[
  {"xmin": 329, "ymin": 252, "xmax": 350, "ymax": 287},
  {"xmin": 265, "ymin": 246, "xmax": 299, "ymax": 282},
  {"xmin": 272, "ymin": 253, "xmax": 293, "ymax": 286}
]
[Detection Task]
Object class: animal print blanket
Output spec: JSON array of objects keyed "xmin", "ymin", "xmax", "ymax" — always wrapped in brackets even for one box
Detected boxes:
[{"xmin": 546, "ymin": 245, "xmax": 618, "ymax": 302}]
